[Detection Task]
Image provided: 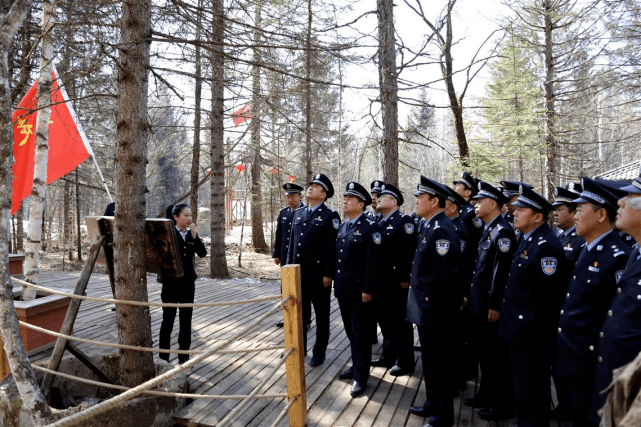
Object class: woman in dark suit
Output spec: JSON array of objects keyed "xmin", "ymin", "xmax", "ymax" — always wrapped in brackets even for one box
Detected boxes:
[{"xmin": 159, "ymin": 203, "xmax": 207, "ymax": 363}]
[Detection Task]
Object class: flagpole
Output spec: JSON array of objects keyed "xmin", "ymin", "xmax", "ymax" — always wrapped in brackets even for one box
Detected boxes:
[{"xmin": 53, "ymin": 65, "xmax": 113, "ymax": 202}]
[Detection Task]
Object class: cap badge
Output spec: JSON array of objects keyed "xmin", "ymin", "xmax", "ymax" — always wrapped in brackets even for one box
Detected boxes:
[
  {"xmin": 315, "ymin": 174, "xmax": 320, "ymax": 179},
  {"xmin": 349, "ymin": 182, "xmax": 354, "ymax": 189}
]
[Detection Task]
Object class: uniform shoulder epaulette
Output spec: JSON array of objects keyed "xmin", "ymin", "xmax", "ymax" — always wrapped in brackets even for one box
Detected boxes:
[
  {"xmin": 433, "ymin": 221, "xmax": 441, "ymax": 230},
  {"xmin": 538, "ymin": 237, "xmax": 547, "ymax": 246},
  {"xmin": 365, "ymin": 218, "xmax": 375, "ymax": 225}
]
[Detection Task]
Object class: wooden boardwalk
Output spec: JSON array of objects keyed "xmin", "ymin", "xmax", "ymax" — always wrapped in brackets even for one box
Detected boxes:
[{"xmin": 26, "ymin": 270, "xmax": 571, "ymax": 427}]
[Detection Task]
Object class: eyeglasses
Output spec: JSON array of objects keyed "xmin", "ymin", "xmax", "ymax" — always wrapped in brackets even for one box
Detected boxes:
[{"xmin": 378, "ymin": 195, "xmax": 394, "ymax": 201}]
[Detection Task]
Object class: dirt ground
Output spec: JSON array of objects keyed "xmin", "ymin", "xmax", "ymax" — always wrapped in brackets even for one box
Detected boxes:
[{"xmin": 38, "ymin": 240, "xmax": 282, "ymax": 282}]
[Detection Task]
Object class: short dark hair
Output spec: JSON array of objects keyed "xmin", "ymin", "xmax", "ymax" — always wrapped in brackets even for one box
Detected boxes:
[
  {"xmin": 588, "ymin": 203, "xmax": 616, "ymax": 224},
  {"xmin": 428, "ymin": 194, "xmax": 446, "ymax": 209}
]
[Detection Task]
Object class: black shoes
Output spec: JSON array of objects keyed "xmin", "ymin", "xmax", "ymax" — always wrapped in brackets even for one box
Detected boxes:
[
  {"xmin": 339, "ymin": 369, "xmax": 353, "ymax": 380},
  {"xmin": 477, "ymin": 407, "xmax": 515, "ymax": 421},
  {"xmin": 309, "ymin": 356, "xmax": 325, "ymax": 367},
  {"xmin": 409, "ymin": 405, "xmax": 430, "ymax": 417},
  {"xmin": 276, "ymin": 320, "xmax": 284, "ymax": 327},
  {"xmin": 389, "ymin": 365, "xmax": 414, "ymax": 377},
  {"xmin": 350, "ymin": 381, "xmax": 365, "ymax": 397},
  {"xmin": 371, "ymin": 357, "xmax": 394, "ymax": 368},
  {"xmin": 413, "ymin": 345, "xmax": 421, "ymax": 351}
]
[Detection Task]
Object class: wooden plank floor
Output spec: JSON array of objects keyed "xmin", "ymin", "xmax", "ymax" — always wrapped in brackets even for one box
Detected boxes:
[{"xmin": 24, "ymin": 270, "xmax": 572, "ymax": 427}]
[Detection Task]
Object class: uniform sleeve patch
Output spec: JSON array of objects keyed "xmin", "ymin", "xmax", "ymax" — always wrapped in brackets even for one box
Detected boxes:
[
  {"xmin": 472, "ymin": 217, "xmax": 483, "ymax": 228},
  {"xmin": 616, "ymin": 270, "xmax": 624, "ymax": 284},
  {"xmin": 541, "ymin": 257, "xmax": 558, "ymax": 275},
  {"xmin": 332, "ymin": 218, "xmax": 340, "ymax": 229},
  {"xmin": 436, "ymin": 239, "xmax": 450, "ymax": 256},
  {"xmin": 404, "ymin": 223, "xmax": 415, "ymax": 234},
  {"xmin": 373, "ymin": 232, "xmax": 382, "ymax": 245},
  {"xmin": 498, "ymin": 238, "xmax": 511, "ymax": 253}
]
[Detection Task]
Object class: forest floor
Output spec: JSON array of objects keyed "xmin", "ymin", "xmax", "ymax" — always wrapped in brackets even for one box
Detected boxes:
[{"xmin": 37, "ymin": 225, "xmax": 282, "ymax": 282}]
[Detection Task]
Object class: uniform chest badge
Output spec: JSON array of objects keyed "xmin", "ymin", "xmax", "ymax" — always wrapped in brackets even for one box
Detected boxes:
[
  {"xmin": 436, "ymin": 239, "xmax": 450, "ymax": 256},
  {"xmin": 588, "ymin": 261, "xmax": 600, "ymax": 272},
  {"xmin": 373, "ymin": 232, "xmax": 382, "ymax": 245},
  {"xmin": 541, "ymin": 257, "xmax": 558, "ymax": 275},
  {"xmin": 460, "ymin": 240, "xmax": 466, "ymax": 252},
  {"xmin": 616, "ymin": 270, "xmax": 623, "ymax": 284},
  {"xmin": 520, "ymin": 250, "xmax": 528, "ymax": 259},
  {"xmin": 498, "ymin": 238, "xmax": 511, "ymax": 253},
  {"xmin": 404, "ymin": 223, "xmax": 415, "ymax": 234},
  {"xmin": 387, "ymin": 224, "xmax": 394, "ymax": 229},
  {"xmin": 332, "ymin": 218, "xmax": 340, "ymax": 229},
  {"xmin": 473, "ymin": 217, "xmax": 483, "ymax": 228},
  {"xmin": 354, "ymin": 229, "xmax": 361, "ymax": 235}
]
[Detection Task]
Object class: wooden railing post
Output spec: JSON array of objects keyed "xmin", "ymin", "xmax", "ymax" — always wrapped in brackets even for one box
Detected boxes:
[{"xmin": 281, "ymin": 264, "xmax": 307, "ymax": 427}]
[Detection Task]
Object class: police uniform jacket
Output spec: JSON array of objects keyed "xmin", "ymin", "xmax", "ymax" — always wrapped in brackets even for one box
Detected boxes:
[
  {"xmin": 469, "ymin": 215, "xmax": 517, "ymax": 316},
  {"xmin": 333, "ymin": 214, "xmax": 382, "ymax": 300},
  {"xmin": 558, "ymin": 226, "xmax": 585, "ymax": 265},
  {"xmin": 592, "ymin": 248, "xmax": 641, "ymax": 414},
  {"xmin": 619, "ymin": 231, "xmax": 636, "ymax": 248},
  {"xmin": 366, "ymin": 210, "xmax": 381, "ymax": 223},
  {"xmin": 460, "ymin": 202, "xmax": 484, "ymax": 246},
  {"xmin": 272, "ymin": 202, "xmax": 303, "ymax": 264},
  {"xmin": 161, "ymin": 229, "xmax": 208, "ymax": 290},
  {"xmin": 287, "ymin": 203, "xmax": 341, "ymax": 286},
  {"xmin": 553, "ymin": 232, "xmax": 630, "ymax": 380},
  {"xmin": 377, "ymin": 210, "xmax": 418, "ymax": 288},
  {"xmin": 451, "ymin": 215, "xmax": 473, "ymax": 299},
  {"xmin": 406, "ymin": 211, "xmax": 462, "ymax": 329},
  {"xmin": 497, "ymin": 223, "xmax": 566, "ymax": 346}
]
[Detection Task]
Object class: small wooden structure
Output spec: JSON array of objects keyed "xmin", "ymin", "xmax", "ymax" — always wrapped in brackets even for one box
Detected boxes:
[{"xmin": 8, "ymin": 254, "xmax": 25, "ymax": 278}]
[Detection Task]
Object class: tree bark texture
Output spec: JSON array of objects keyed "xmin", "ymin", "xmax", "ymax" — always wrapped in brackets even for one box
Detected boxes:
[
  {"xmin": 544, "ymin": 0, "xmax": 557, "ymax": 198},
  {"xmin": 304, "ymin": 0, "xmax": 312, "ymax": 183},
  {"xmin": 190, "ymin": 0, "xmax": 203, "ymax": 224},
  {"xmin": 114, "ymin": 0, "xmax": 155, "ymax": 386},
  {"xmin": 23, "ymin": 0, "xmax": 55, "ymax": 300},
  {"xmin": 0, "ymin": 0, "xmax": 54, "ymax": 423},
  {"xmin": 251, "ymin": 0, "xmax": 267, "ymax": 252},
  {"xmin": 210, "ymin": 0, "xmax": 229, "ymax": 278},
  {"xmin": 377, "ymin": 0, "xmax": 399, "ymax": 186}
]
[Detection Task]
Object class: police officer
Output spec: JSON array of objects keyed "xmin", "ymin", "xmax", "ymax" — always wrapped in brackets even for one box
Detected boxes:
[
  {"xmin": 367, "ymin": 180, "xmax": 383, "ymax": 223},
  {"xmin": 371, "ymin": 183, "xmax": 417, "ymax": 377},
  {"xmin": 272, "ymin": 183, "xmax": 304, "ymax": 328},
  {"xmin": 553, "ymin": 183, "xmax": 585, "ymax": 265},
  {"xmin": 287, "ymin": 173, "xmax": 341, "ymax": 367},
  {"xmin": 407, "ymin": 176, "xmax": 462, "ymax": 427},
  {"xmin": 553, "ymin": 177, "xmax": 631, "ymax": 427},
  {"xmin": 594, "ymin": 179, "xmax": 638, "ymax": 249},
  {"xmin": 464, "ymin": 181, "xmax": 516, "ymax": 421},
  {"xmin": 272, "ymin": 183, "xmax": 304, "ymax": 266},
  {"xmin": 499, "ymin": 181, "xmax": 534, "ymax": 234},
  {"xmin": 496, "ymin": 186, "xmax": 566, "ymax": 426},
  {"xmin": 334, "ymin": 182, "xmax": 381, "ymax": 397},
  {"xmin": 453, "ymin": 171, "xmax": 483, "ymax": 246},
  {"xmin": 589, "ymin": 170, "xmax": 641, "ymax": 423}
]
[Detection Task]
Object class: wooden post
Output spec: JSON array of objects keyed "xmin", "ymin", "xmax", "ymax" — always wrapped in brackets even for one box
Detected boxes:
[
  {"xmin": 281, "ymin": 264, "xmax": 307, "ymax": 427},
  {"xmin": 41, "ymin": 234, "xmax": 105, "ymax": 398}
]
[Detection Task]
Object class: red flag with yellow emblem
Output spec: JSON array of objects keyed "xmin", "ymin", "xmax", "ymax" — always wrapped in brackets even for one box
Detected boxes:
[{"xmin": 11, "ymin": 68, "xmax": 92, "ymax": 215}]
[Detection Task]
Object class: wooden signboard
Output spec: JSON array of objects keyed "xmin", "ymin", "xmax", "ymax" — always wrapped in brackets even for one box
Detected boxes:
[{"xmin": 85, "ymin": 217, "xmax": 184, "ymax": 277}]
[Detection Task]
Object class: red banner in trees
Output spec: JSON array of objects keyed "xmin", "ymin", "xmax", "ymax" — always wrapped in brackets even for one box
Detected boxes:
[{"xmin": 232, "ymin": 104, "xmax": 252, "ymax": 127}]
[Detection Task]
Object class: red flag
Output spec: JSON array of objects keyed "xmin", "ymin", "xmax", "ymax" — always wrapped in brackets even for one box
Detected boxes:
[
  {"xmin": 232, "ymin": 104, "xmax": 252, "ymax": 127},
  {"xmin": 11, "ymin": 68, "xmax": 92, "ymax": 215}
]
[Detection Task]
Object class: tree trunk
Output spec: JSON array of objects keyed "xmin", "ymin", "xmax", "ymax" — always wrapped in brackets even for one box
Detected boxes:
[
  {"xmin": 114, "ymin": 0, "xmax": 155, "ymax": 387},
  {"xmin": 16, "ymin": 205, "xmax": 23, "ymax": 252},
  {"xmin": 304, "ymin": 0, "xmax": 312, "ymax": 183},
  {"xmin": 63, "ymin": 179, "xmax": 72, "ymax": 260},
  {"xmin": 544, "ymin": 0, "xmax": 557, "ymax": 198},
  {"xmin": 23, "ymin": 0, "xmax": 55, "ymax": 301},
  {"xmin": 377, "ymin": 0, "xmax": 399, "ymax": 186},
  {"xmin": 210, "ymin": 0, "xmax": 229, "ymax": 278},
  {"xmin": 250, "ymin": 0, "xmax": 267, "ymax": 252},
  {"xmin": 75, "ymin": 168, "xmax": 82, "ymax": 261},
  {"xmin": 190, "ymin": 0, "xmax": 203, "ymax": 223},
  {"xmin": 0, "ymin": 0, "xmax": 54, "ymax": 423}
]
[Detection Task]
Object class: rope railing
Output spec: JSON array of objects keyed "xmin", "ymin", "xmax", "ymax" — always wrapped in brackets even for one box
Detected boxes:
[
  {"xmin": 44, "ymin": 296, "xmax": 289, "ymax": 427},
  {"xmin": 11, "ymin": 277, "xmax": 281, "ymax": 308},
  {"xmin": 270, "ymin": 396, "xmax": 297, "ymax": 427},
  {"xmin": 19, "ymin": 321, "xmax": 285, "ymax": 356}
]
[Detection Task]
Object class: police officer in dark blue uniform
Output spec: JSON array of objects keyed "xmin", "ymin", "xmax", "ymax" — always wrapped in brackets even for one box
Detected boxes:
[
  {"xmin": 272, "ymin": 183, "xmax": 304, "ymax": 328},
  {"xmin": 463, "ymin": 181, "xmax": 516, "ymax": 421},
  {"xmin": 371, "ymin": 183, "xmax": 418, "ymax": 377},
  {"xmin": 334, "ymin": 182, "xmax": 382, "ymax": 397},
  {"xmin": 553, "ymin": 184, "xmax": 585, "ymax": 265},
  {"xmin": 594, "ymin": 179, "xmax": 638, "ymax": 249},
  {"xmin": 407, "ymin": 176, "xmax": 462, "ymax": 427},
  {"xmin": 272, "ymin": 183, "xmax": 304, "ymax": 266},
  {"xmin": 453, "ymin": 172, "xmax": 483, "ymax": 246},
  {"xmin": 496, "ymin": 186, "xmax": 566, "ymax": 427},
  {"xmin": 367, "ymin": 180, "xmax": 383, "ymax": 223},
  {"xmin": 287, "ymin": 173, "xmax": 341, "ymax": 367},
  {"xmin": 589, "ymin": 170, "xmax": 641, "ymax": 423},
  {"xmin": 553, "ymin": 177, "xmax": 631, "ymax": 427},
  {"xmin": 499, "ymin": 181, "xmax": 534, "ymax": 240}
]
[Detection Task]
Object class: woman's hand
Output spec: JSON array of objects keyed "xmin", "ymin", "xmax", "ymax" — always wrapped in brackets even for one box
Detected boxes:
[{"xmin": 189, "ymin": 223, "xmax": 198, "ymax": 239}]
